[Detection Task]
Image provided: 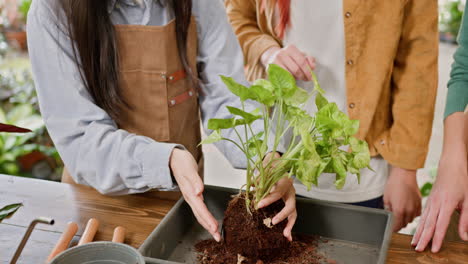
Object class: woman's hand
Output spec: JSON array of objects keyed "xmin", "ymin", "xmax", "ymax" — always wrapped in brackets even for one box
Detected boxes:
[
  {"xmin": 261, "ymin": 44, "xmax": 316, "ymax": 81},
  {"xmin": 412, "ymin": 155, "xmax": 468, "ymax": 252},
  {"xmin": 384, "ymin": 167, "xmax": 422, "ymax": 232},
  {"xmin": 412, "ymin": 112, "xmax": 468, "ymax": 252},
  {"xmin": 257, "ymin": 152, "xmax": 297, "ymax": 242},
  {"xmin": 170, "ymin": 148, "xmax": 221, "ymax": 242}
]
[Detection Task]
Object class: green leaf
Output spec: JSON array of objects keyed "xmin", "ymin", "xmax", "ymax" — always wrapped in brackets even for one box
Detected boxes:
[
  {"xmin": 16, "ymin": 114, "xmax": 44, "ymax": 132},
  {"xmin": 344, "ymin": 120, "xmax": 360, "ymax": 136},
  {"xmin": 349, "ymin": 137, "xmax": 371, "ymax": 169},
  {"xmin": 221, "ymin": 76, "xmax": 251, "ymax": 101},
  {"xmin": 15, "ymin": 131, "xmax": 37, "ymax": 146},
  {"xmin": 296, "ymin": 155, "xmax": 329, "ymax": 190},
  {"xmin": 199, "ymin": 130, "xmax": 223, "ymax": 145},
  {"xmin": 0, "ymin": 203, "xmax": 23, "ymax": 221},
  {"xmin": 207, "ymin": 118, "xmax": 235, "ymax": 130},
  {"xmin": 353, "ymin": 152, "xmax": 371, "ymax": 169},
  {"xmin": 349, "ymin": 137, "xmax": 368, "ymax": 153},
  {"xmin": 3, "ymin": 135, "xmax": 19, "ymax": 151},
  {"xmin": 300, "ymin": 130, "xmax": 317, "ymax": 155},
  {"xmin": 226, "ymin": 106, "xmax": 262, "ymax": 123},
  {"xmin": 332, "ymin": 157, "xmax": 347, "ymax": 189},
  {"xmin": 315, "ymin": 103, "xmax": 341, "ymax": 130},
  {"xmin": 0, "ymin": 108, "xmax": 6, "ymax": 123},
  {"xmin": 0, "ymin": 162, "xmax": 20, "ymax": 175},
  {"xmin": 268, "ymin": 64, "xmax": 297, "ymax": 98},
  {"xmin": 253, "ymin": 79, "xmax": 275, "ymax": 92},
  {"xmin": 247, "ymin": 131, "xmax": 265, "ymax": 143},
  {"xmin": 6, "ymin": 104, "xmax": 33, "ymax": 124},
  {"xmin": 285, "ymin": 86, "xmax": 309, "ymax": 106},
  {"xmin": 247, "ymin": 140, "xmax": 264, "ymax": 157},
  {"xmin": 347, "ymin": 164, "xmax": 361, "ymax": 184},
  {"xmin": 250, "ymin": 85, "xmax": 276, "ymax": 106},
  {"xmin": 420, "ymin": 182, "xmax": 433, "ymax": 197},
  {"xmin": 315, "ymin": 92, "xmax": 328, "ymax": 110}
]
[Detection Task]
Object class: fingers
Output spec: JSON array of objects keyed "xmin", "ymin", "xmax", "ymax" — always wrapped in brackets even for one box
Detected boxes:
[
  {"xmin": 412, "ymin": 202, "xmax": 430, "ymax": 247},
  {"xmin": 274, "ymin": 45, "xmax": 316, "ymax": 81},
  {"xmin": 283, "ymin": 210, "xmax": 297, "ymax": 242},
  {"xmin": 392, "ymin": 208, "xmax": 405, "ymax": 232},
  {"xmin": 404, "ymin": 211, "xmax": 413, "ymax": 230},
  {"xmin": 287, "ymin": 45, "xmax": 313, "ymax": 81},
  {"xmin": 459, "ymin": 203, "xmax": 468, "ymax": 241},
  {"xmin": 272, "ymin": 187, "xmax": 296, "ymax": 225},
  {"xmin": 176, "ymin": 164, "xmax": 220, "ymax": 242},
  {"xmin": 277, "ymin": 53, "xmax": 307, "ymax": 81},
  {"xmin": 402, "ymin": 202, "xmax": 420, "ymax": 230},
  {"xmin": 416, "ymin": 202, "xmax": 440, "ymax": 252},
  {"xmin": 258, "ymin": 178, "xmax": 292, "ymax": 209},
  {"xmin": 189, "ymin": 195, "xmax": 221, "ymax": 242},
  {"xmin": 306, "ymin": 56, "xmax": 316, "ymax": 71},
  {"xmin": 431, "ymin": 203, "xmax": 456, "ymax": 253},
  {"xmin": 258, "ymin": 191, "xmax": 283, "ymax": 209}
]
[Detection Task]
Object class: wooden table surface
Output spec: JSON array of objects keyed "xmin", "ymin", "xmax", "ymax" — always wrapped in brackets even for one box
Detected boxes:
[{"xmin": 0, "ymin": 175, "xmax": 466, "ymax": 264}]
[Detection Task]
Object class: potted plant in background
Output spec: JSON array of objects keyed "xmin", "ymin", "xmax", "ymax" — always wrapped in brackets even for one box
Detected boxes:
[
  {"xmin": 0, "ymin": 0, "xmax": 32, "ymax": 51},
  {"xmin": 197, "ymin": 65, "xmax": 371, "ymax": 263},
  {"xmin": 439, "ymin": 0, "xmax": 465, "ymax": 44},
  {"xmin": 0, "ymin": 40, "xmax": 62, "ymax": 180},
  {"xmin": 0, "ymin": 103, "xmax": 59, "ymax": 178}
]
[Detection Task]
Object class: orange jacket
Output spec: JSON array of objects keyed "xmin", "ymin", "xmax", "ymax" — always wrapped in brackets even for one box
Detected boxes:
[{"xmin": 225, "ymin": 0, "xmax": 438, "ymax": 170}]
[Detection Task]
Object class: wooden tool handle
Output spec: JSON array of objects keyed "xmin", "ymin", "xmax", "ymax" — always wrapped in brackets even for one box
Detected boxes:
[
  {"xmin": 112, "ymin": 226, "xmax": 126, "ymax": 243},
  {"xmin": 78, "ymin": 218, "xmax": 99, "ymax": 246},
  {"xmin": 46, "ymin": 222, "xmax": 78, "ymax": 262}
]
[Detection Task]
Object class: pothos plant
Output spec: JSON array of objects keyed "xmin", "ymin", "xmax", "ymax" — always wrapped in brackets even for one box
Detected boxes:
[{"xmin": 201, "ymin": 64, "xmax": 371, "ymax": 211}]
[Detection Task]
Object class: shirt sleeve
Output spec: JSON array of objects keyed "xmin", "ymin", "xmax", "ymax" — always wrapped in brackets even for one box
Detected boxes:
[
  {"xmin": 193, "ymin": 0, "xmax": 283, "ymax": 169},
  {"xmin": 27, "ymin": 2, "xmax": 178, "ymax": 195},
  {"xmin": 374, "ymin": 0, "xmax": 438, "ymax": 170},
  {"xmin": 446, "ymin": 3, "xmax": 468, "ymax": 119},
  {"xmin": 225, "ymin": 0, "xmax": 281, "ymax": 81}
]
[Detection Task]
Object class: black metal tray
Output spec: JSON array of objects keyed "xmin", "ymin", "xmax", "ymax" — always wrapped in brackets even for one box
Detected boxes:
[{"xmin": 139, "ymin": 185, "xmax": 393, "ymax": 264}]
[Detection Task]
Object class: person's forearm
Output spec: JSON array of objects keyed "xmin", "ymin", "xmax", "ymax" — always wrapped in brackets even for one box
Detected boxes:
[
  {"xmin": 442, "ymin": 113, "xmax": 467, "ymax": 160},
  {"xmin": 439, "ymin": 113, "xmax": 468, "ymax": 181}
]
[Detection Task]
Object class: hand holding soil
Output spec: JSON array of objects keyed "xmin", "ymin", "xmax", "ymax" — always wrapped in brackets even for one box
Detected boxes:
[
  {"xmin": 258, "ymin": 152, "xmax": 297, "ymax": 241},
  {"xmin": 170, "ymin": 148, "xmax": 221, "ymax": 242}
]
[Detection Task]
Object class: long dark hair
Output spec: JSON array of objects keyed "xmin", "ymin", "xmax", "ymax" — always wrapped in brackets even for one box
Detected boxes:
[{"xmin": 58, "ymin": 0, "xmax": 196, "ymax": 121}]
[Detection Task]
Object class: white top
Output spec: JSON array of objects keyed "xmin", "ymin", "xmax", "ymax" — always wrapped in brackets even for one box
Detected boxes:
[{"xmin": 283, "ymin": 0, "xmax": 388, "ymax": 202}]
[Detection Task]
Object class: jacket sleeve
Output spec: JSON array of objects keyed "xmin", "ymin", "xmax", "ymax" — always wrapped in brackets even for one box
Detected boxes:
[
  {"xmin": 446, "ymin": 3, "xmax": 468, "ymax": 119},
  {"xmin": 225, "ymin": 0, "xmax": 280, "ymax": 80},
  {"xmin": 27, "ymin": 2, "xmax": 179, "ymax": 195},
  {"xmin": 375, "ymin": 0, "xmax": 438, "ymax": 170}
]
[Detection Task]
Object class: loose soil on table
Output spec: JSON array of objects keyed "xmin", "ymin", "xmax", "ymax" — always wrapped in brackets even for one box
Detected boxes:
[{"xmin": 195, "ymin": 195, "xmax": 330, "ymax": 264}]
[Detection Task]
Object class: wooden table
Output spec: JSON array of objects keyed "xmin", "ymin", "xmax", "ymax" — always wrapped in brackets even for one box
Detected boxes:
[{"xmin": 0, "ymin": 175, "xmax": 466, "ymax": 264}]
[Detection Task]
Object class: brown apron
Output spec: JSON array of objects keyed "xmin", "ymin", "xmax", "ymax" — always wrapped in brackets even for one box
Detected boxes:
[{"xmin": 62, "ymin": 18, "xmax": 203, "ymax": 200}]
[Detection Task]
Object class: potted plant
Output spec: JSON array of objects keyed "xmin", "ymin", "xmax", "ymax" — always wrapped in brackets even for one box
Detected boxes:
[
  {"xmin": 1, "ymin": 0, "xmax": 32, "ymax": 50},
  {"xmin": 198, "ymin": 65, "xmax": 371, "ymax": 262},
  {"xmin": 0, "ymin": 103, "xmax": 59, "ymax": 178}
]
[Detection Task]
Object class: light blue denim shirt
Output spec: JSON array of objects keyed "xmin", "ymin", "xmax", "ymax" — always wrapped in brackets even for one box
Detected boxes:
[{"xmin": 27, "ymin": 0, "xmax": 262, "ymax": 195}]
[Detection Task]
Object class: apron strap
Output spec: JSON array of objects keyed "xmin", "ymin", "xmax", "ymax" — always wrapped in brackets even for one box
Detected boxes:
[
  {"xmin": 168, "ymin": 89, "xmax": 197, "ymax": 107},
  {"xmin": 168, "ymin": 70, "xmax": 187, "ymax": 84}
]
